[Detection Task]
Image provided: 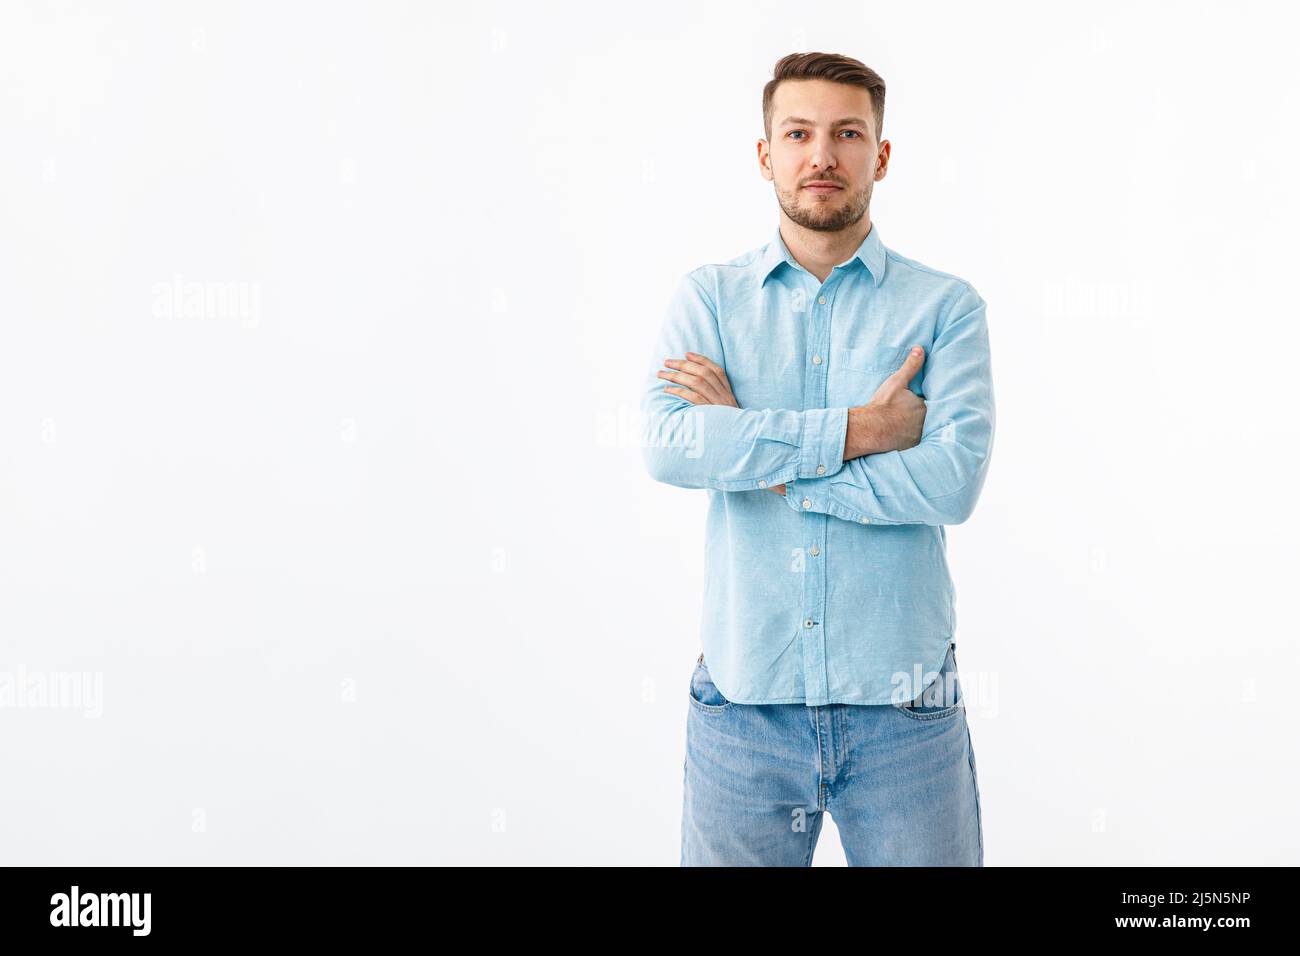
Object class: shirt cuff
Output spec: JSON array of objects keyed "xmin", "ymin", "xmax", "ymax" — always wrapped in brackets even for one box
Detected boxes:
[
  {"xmin": 797, "ymin": 406, "xmax": 849, "ymax": 480},
  {"xmin": 786, "ymin": 477, "xmax": 891, "ymax": 525},
  {"xmin": 785, "ymin": 479, "xmax": 814, "ymax": 514}
]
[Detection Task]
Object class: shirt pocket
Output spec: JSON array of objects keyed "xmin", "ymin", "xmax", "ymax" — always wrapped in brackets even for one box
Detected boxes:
[
  {"xmin": 836, "ymin": 344, "xmax": 910, "ymax": 374},
  {"xmin": 831, "ymin": 345, "xmax": 921, "ymax": 402}
]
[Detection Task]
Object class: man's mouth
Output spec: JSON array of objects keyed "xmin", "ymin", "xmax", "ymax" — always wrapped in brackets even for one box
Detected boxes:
[{"xmin": 803, "ymin": 182, "xmax": 843, "ymax": 195}]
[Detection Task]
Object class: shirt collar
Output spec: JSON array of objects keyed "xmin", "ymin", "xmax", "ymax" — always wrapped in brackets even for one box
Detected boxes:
[{"xmin": 759, "ymin": 221, "xmax": 887, "ymax": 288}]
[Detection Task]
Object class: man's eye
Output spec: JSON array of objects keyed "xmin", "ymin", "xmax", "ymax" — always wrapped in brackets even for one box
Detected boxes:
[{"xmin": 787, "ymin": 130, "xmax": 861, "ymax": 140}]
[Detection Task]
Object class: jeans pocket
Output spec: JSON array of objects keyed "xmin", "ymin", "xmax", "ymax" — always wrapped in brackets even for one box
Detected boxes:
[
  {"xmin": 894, "ymin": 643, "xmax": 963, "ymax": 721},
  {"xmin": 688, "ymin": 661, "xmax": 732, "ymax": 714}
]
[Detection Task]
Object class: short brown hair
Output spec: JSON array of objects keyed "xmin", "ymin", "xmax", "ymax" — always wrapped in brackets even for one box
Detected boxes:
[{"xmin": 762, "ymin": 52, "xmax": 886, "ymax": 142}]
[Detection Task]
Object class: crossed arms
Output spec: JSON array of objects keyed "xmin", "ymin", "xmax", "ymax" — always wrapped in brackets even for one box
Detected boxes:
[{"xmin": 640, "ymin": 273, "xmax": 996, "ymax": 526}]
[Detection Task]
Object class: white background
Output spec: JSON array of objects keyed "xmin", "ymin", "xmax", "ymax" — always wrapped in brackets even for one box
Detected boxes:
[{"xmin": 2, "ymin": 0, "xmax": 1297, "ymax": 865}]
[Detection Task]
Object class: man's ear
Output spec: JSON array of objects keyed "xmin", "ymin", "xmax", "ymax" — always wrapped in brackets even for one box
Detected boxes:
[
  {"xmin": 756, "ymin": 139, "xmax": 773, "ymax": 182},
  {"xmin": 875, "ymin": 139, "xmax": 891, "ymax": 181}
]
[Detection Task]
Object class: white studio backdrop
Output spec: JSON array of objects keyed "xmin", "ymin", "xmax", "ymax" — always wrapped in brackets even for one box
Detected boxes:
[{"xmin": 1, "ymin": 0, "xmax": 1296, "ymax": 865}]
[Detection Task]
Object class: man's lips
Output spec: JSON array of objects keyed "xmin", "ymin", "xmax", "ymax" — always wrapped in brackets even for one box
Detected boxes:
[{"xmin": 803, "ymin": 182, "xmax": 843, "ymax": 194}]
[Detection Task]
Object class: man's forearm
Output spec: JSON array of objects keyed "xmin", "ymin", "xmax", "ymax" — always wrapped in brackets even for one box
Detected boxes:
[
  {"xmin": 844, "ymin": 406, "xmax": 881, "ymax": 461},
  {"xmin": 774, "ymin": 406, "xmax": 891, "ymax": 495}
]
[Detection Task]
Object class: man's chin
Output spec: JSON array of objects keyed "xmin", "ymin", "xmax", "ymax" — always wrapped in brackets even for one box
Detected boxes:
[
  {"xmin": 793, "ymin": 210, "xmax": 855, "ymax": 232},
  {"xmin": 777, "ymin": 190, "xmax": 866, "ymax": 231}
]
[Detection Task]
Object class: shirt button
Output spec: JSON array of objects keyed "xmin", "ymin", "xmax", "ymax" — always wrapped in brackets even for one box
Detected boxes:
[
  {"xmin": 802, "ymin": 498, "xmax": 812, "ymax": 509},
  {"xmin": 818, "ymin": 295, "xmax": 826, "ymax": 305},
  {"xmin": 812, "ymin": 354, "xmax": 822, "ymax": 365},
  {"xmin": 860, "ymin": 516, "xmax": 871, "ymax": 524},
  {"xmin": 758, "ymin": 480, "xmax": 767, "ymax": 488},
  {"xmin": 810, "ymin": 545, "xmax": 820, "ymax": 556},
  {"xmin": 804, "ymin": 619, "xmax": 814, "ymax": 628},
  {"xmin": 815, "ymin": 464, "xmax": 826, "ymax": 476}
]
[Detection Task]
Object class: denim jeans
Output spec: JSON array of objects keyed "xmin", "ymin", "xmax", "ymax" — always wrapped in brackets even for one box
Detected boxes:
[{"xmin": 681, "ymin": 641, "xmax": 983, "ymax": 866}]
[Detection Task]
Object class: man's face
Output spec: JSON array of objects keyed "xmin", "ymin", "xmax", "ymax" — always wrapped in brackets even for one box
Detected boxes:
[{"xmin": 760, "ymin": 78, "xmax": 889, "ymax": 232}]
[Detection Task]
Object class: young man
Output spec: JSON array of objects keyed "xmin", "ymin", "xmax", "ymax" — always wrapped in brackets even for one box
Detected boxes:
[{"xmin": 641, "ymin": 53, "xmax": 996, "ymax": 866}]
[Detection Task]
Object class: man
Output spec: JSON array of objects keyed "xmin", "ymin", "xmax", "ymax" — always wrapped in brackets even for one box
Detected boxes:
[{"xmin": 640, "ymin": 52, "xmax": 995, "ymax": 866}]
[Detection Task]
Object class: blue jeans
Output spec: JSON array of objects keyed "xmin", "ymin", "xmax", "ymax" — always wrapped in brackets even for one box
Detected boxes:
[{"xmin": 681, "ymin": 641, "xmax": 983, "ymax": 866}]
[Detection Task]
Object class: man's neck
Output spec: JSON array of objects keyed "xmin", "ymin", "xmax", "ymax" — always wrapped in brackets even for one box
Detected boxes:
[{"xmin": 778, "ymin": 214, "xmax": 872, "ymax": 284}]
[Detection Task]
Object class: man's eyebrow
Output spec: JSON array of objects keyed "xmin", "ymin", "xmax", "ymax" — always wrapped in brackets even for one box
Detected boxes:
[{"xmin": 778, "ymin": 116, "xmax": 870, "ymax": 128}]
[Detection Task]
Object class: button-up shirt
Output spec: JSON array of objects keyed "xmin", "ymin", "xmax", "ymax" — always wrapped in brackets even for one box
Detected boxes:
[{"xmin": 640, "ymin": 222, "xmax": 996, "ymax": 705}]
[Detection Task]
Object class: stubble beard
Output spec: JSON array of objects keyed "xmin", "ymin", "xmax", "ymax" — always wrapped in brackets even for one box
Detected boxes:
[{"xmin": 775, "ymin": 177, "xmax": 873, "ymax": 233}]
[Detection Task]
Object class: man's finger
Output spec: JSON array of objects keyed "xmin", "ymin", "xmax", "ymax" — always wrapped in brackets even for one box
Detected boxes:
[
  {"xmin": 676, "ymin": 353, "xmax": 729, "ymax": 397},
  {"xmin": 886, "ymin": 346, "xmax": 925, "ymax": 386},
  {"xmin": 659, "ymin": 364, "xmax": 720, "ymax": 403},
  {"xmin": 663, "ymin": 385, "xmax": 707, "ymax": 404},
  {"xmin": 684, "ymin": 352, "xmax": 734, "ymax": 394},
  {"xmin": 664, "ymin": 357, "xmax": 717, "ymax": 386},
  {"xmin": 685, "ymin": 351, "xmax": 724, "ymax": 376}
]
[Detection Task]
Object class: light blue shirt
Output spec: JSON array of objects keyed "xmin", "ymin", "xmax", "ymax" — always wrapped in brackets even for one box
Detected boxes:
[{"xmin": 641, "ymin": 222, "xmax": 996, "ymax": 706}]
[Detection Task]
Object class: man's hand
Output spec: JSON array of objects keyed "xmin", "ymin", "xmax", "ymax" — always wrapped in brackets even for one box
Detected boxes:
[
  {"xmin": 657, "ymin": 352, "xmax": 739, "ymax": 407},
  {"xmin": 659, "ymin": 352, "xmax": 783, "ymax": 493},
  {"xmin": 845, "ymin": 347, "xmax": 928, "ymax": 459}
]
